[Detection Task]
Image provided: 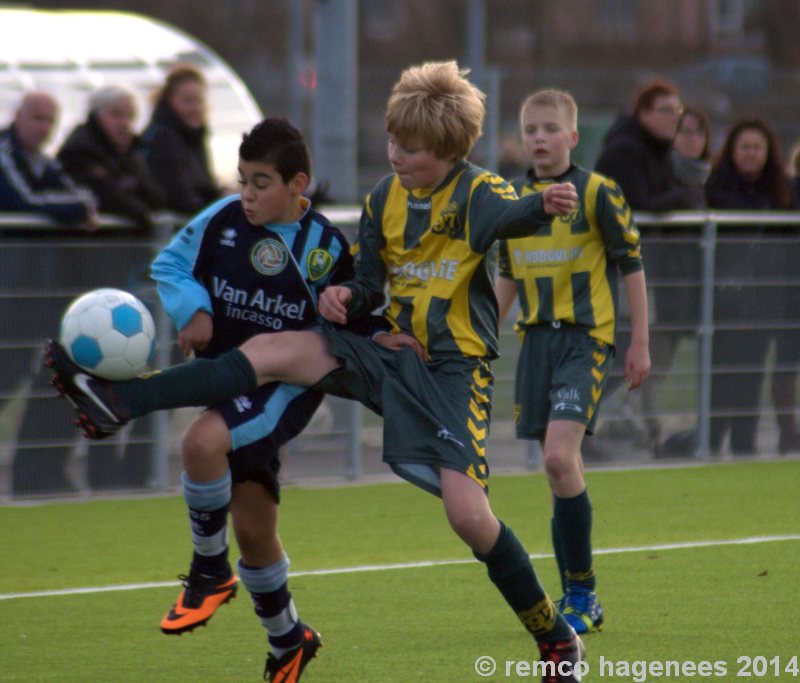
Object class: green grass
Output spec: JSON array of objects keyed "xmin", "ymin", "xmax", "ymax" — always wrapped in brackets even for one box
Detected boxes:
[{"xmin": 1, "ymin": 460, "xmax": 798, "ymax": 682}]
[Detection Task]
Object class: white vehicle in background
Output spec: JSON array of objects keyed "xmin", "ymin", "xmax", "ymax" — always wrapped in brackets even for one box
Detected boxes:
[{"xmin": 0, "ymin": 7, "xmax": 262, "ymax": 188}]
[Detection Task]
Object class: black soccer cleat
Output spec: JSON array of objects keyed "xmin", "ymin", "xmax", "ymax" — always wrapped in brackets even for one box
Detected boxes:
[
  {"xmin": 537, "ymin": 629, "xmax": 586, "ymax": 683},
  {"xmin": 44, "ymin": 339, "xmax": 129, "ymax": 439},
  {"xmin": 264, "ymin": 624, "xmax": 322, "ymax": 682}
]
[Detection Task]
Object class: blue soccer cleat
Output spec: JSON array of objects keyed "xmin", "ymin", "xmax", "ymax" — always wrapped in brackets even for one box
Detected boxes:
[{"xmin": 560, "ymin": 587, "xmax": 604, "ymax": 634}]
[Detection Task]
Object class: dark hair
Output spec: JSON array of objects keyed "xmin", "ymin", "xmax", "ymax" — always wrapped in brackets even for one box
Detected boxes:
[
  {"xmin": 633, "ymin": 78, "xmax": 679, "ymax": 116},
  {"xmin": 678, "ymin": 106, "xmax": 712, "ymax": 160},
  {"xmin": 239, "ymin": 117, "xmax": 312, "ymax": 183},
  {"xmin": 151, "ymin": 63, "xmax": 206, "ymax": 108},
  {"xmin": 712, "ymin": 118, "xmax": 791, "ymax": 208}
]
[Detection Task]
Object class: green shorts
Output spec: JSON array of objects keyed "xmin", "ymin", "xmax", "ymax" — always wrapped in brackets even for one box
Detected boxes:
[
  {"xmin": 311, "ymin": 328, "xmax": 493, "ymax": 496},
  {"xmin": 514, "ymin": 323, "xmax": 613, "ymax": 440}
]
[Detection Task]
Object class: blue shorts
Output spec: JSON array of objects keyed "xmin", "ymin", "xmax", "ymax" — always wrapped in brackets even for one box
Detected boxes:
[{"xmin": 215, "ymin": 382, "xmax": 324, "ymax": 502}]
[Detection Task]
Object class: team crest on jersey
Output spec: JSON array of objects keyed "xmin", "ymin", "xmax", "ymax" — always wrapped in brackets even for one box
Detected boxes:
[
  {"xmin": 251, "ymin": 238, "xmax": 288, "ymax": 275},
  {"xmin": 430, "ymin": 201, "xmax": 462, "ymax": 238},
  {"xmin": 557, "ymin": 203, "xmax": 583, "ymax": 229},
  {"xmin": 307, "ymin": 248, "xmax": 333, "ymax": 281}
]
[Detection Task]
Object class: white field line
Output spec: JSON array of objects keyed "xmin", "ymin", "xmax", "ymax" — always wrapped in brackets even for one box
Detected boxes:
[{"xmin": 2, "ymin": 534, "xmax": 798, "ymax": 602}]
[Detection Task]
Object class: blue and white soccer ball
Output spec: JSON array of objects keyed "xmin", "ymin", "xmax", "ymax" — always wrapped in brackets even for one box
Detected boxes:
[{"xmin": 59, "ymin": 288, "xmax": 156, "ymax": 380}]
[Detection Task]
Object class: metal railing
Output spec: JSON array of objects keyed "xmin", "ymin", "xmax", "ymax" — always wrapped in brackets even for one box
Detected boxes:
[{"xmin": 2, "ymin": 209, "xmax": 798, "ymax": 499}]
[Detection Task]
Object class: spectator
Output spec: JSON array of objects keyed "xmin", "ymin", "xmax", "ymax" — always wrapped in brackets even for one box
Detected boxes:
[
  {"xmin": 705, "ymin": 119, "xmax": 800, "ymax": 455},
  {"xmin": 58, "ymin": 85, "xmax": 165, "ymax": 232},
  {"xmin": 594, "ymin": 79, "xmax": 692, "ymax": 455},
  {"xmin": 141, "ymin": 64, "xmax": 222, "ymax": 215},
  {"xmin": 672, "ymin": 106, "xmax": 712, "ymax": 206},
  {"xmin": 595, "ymin": 79, "xmax": 694, "ymax": 211},
  {"xmin": 788, "ymin": 141, "xmax": 800, "ymax": 199},
  {"xmin": 0, "ymin": 91, "xmax": 96, "ymax": 225},
  {"xmin": 0, "ymin": 91, "xmax": 98, "ymax": 495},
  {"xmin": 57, "ymin": 85, "xmax": 165, "ymax": 489}
]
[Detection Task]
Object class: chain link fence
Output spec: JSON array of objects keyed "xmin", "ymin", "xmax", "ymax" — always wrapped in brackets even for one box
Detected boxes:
[{"xmin": 2, "ymin": 209, "xmax": 798, "ymax": 500}]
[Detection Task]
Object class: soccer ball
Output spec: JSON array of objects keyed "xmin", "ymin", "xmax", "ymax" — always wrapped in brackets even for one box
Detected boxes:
[{"xmin": 59, "ymin": 288, "xmax": 156, "ymax": 380}]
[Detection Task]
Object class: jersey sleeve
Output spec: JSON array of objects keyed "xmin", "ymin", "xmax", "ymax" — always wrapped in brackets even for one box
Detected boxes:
[
  {"xmin": 596, "ymin": 178, "xmax": 644, "ymax": 276},
  {"xmin": 468, "ymin": 174, "xmax": 549, "ymax": 253},
  {"xmin": 0, "ymin": 142, "xmax": 93, "ymax": 221},
  {"xmin": 150, "ymin": 207, "xmax": 217, "ymax": 331}
]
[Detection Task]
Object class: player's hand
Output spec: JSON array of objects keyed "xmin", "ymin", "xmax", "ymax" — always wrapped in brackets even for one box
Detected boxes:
[
  {"xmin": 542, "ymin": 182, "xmax": 578, "ymax": 216},
  {"xmin": 318, "ymin": 285, "xmax": 352, "ymax": 325},
  {"xmin": 624, "ymin": 337, "xmax": 651, "ymax": 390},
  {"xmin": 373, "ymin": 331, "xmax": 430, "ymax": 362},
  {"xmin": 178, "ymin": 311, "xmax": 213, "ymax": 357}
]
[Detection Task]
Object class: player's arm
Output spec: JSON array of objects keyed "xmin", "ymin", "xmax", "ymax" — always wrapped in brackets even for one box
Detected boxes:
[
  {"xmin": 320, "ymin": 194, "xmax": 387, "ymax": 323},
  {"xmin": 150, "ymin": 213, "xmax": 216, "ymax": 354},
  {"xmin": 495, "ymin": 277, "xmax": 517, "ymax": 327},
  {"xmin": 622, "ymin": 269, "xmax": 650, "ymax": 390},
  {"xmin": 471, "ymin": 176, "xmax": 577, "ymax": 252},
  {"xmin": 494, "ymin": 239, "xmax": 518, "ymax": 326},
  {"xmin": 597, "ymin": 178, "xmax": 650, "ymax": 389}
]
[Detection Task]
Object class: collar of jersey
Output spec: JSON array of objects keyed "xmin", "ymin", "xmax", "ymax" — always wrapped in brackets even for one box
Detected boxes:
[
  {"xmin": 407, "ymin": 159, "xmax": 468, "ymax": 198},
  {"xmin": 526, "ymin": 162, "xmax": 576, "ymax": 185}
]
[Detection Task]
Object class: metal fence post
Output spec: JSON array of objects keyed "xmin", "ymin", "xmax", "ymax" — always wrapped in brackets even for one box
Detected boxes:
[
  {"xmin": 345, "ymin": 400, "xmax": 363, "ymax": 480},
  {"xmin": 149, "ymin": 213, "xmax": 179, "ymax": 490},
  {"xmin": 526, "ymin": 439, "xmax": 541, "ymax": 469},
  {"xmin": 695, "ymin": 216, "xmax": 718, "ymax": 458}
]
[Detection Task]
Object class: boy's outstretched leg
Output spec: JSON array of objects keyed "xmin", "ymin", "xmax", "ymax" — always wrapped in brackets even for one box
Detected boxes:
[
  {"xmin": 45, "ymin": 331, "xmax": 336, "ymax": 439},
  {"xmin": 440, "ymin": 469, "xmax": 585, "ymax": 682},
  {"xmin": 45, "ymin": 339, "xmax": 258, "ymax": 439}
]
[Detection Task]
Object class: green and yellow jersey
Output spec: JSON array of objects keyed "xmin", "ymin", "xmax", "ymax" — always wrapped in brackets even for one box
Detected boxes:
[
  {"xmin": 345, "ymin": 160, "xmax": 553, "ymax": 360},
  {"xmin": 498, "ymin": 165, "xmax": 642, "ymax": 345}
]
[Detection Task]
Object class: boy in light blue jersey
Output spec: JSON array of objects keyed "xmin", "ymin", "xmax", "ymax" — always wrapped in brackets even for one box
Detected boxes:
[
  {"xmin": 496, "ymin": 89, "xmax": 651, "ymax": 634},
  {"xmin": 150, "ymin": 118, "xmax": 354, "ymax": 681}
]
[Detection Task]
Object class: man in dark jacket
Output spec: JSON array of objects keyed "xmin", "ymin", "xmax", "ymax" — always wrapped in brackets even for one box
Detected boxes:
[
  {"xmin": 57, "ymin": 85, "xmax": 165, "ymax": 232},
  {"xmin": 56, "ymin": 86, "xmax": 167, "ymax": 489},
  {"xmin": 0, "ymin": 91, "xmax": 97, "ymax": 225},
  {"xmin": 0, "ymin": 91, "xmax": 98, "ymax": 494}
]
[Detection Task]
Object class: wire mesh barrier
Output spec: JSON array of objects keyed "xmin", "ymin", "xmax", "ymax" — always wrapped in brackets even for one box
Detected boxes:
[{"xmin": 1, "ymin": 209, "xmax": 798, "ymax": 499}]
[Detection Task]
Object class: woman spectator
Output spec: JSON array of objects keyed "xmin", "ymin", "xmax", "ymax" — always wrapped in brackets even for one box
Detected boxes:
[
  {"xmin": 706, "ymin": 119, "xmax": 800, "ymax": 455},
  {"xmin": 141, "ymin": 64, "xmax": 221, "ymax": 215},
  {"xmin": 57, "ymin": 85, "xmax": 165, "ymax": 232},
  {"xmin": 672, "ymin": 106, "xmax": 712, "ymax": 206}
]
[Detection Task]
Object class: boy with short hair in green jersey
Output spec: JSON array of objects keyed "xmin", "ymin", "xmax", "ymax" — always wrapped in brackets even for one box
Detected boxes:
[
  {"xmin": 496, "ymin": 89, "xmax": 651, "ymax": 635},
  {"xmin": 48, "ymin": 63, "xmax": 587, "ymax": 682}
]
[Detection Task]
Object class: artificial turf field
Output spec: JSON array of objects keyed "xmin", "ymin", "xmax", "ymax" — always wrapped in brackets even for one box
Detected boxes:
[{"xmin": 1, "ymin": 459, "xmax": 798, "ymax": 682}]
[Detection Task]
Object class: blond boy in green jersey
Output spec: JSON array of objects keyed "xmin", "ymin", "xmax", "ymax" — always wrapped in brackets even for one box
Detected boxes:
[
  {"xmin": 496, "ymin": 89, "xmax": 651, "ymax": 635},
  {"xmin": 48, "ymin": 65, "xmax": 588, "ymax": 682}
]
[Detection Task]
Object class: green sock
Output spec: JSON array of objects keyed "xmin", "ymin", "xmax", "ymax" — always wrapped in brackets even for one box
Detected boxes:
[
  {"xmin": 551, "ymin": 516, "xmax": 567, "ymax": 594},
  {"xmin": 554, "ymin": 489, "xmax": 595, "ymax": 591},
  {"xmin": 114, "ymin": 349, "xmax": 258, "ymax": 418},
  {"xmin": 476, "ymin": 521, "xmax": 573, "ymax": 643}
]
